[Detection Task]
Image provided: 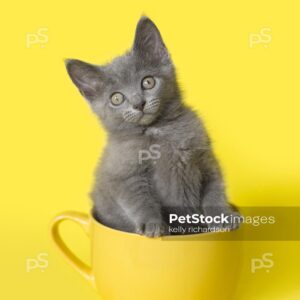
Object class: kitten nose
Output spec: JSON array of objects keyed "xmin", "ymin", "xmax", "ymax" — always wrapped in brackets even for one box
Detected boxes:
[{"xmin": 133, "ymin": 100, "xmax": 146, "ymax": 111}]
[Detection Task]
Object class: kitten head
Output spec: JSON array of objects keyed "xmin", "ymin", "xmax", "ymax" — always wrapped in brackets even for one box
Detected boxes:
[{"xmin": 66, "ymin": 17, "xmax": 180, "ymax": 132}]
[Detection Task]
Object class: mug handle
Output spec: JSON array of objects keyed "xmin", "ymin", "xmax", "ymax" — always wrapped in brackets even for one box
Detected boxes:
[{"xmin": 50, "ymin": 211, "xmax": 95, "ymax": 288}]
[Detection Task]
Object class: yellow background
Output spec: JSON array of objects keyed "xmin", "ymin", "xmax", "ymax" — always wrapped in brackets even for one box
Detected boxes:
[{"xmin": 1, "ymin": 0, "xmax": 299, "ymax": 299}]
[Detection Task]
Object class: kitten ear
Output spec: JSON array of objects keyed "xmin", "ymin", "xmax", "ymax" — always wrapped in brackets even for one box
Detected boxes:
[
  {"xmin": 133, "ymin": 16, "xmax": 170, "ymax": 65},
  {"xmin": 65, "ymin": 59, "xmax": 102, "ymax": 101}
]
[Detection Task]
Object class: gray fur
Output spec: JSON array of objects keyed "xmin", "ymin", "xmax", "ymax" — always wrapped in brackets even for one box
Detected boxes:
[{"xmin": 65, "ymin": 17, "xmax": 239, "ymax": 237}]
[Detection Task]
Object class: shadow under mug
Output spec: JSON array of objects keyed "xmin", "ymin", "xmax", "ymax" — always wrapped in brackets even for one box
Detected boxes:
[{"xmin": 50, "ymin": 211, "xmax": 244, "ymax": 300}]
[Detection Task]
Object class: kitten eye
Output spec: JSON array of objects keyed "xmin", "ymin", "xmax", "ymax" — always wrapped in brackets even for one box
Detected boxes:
[
  {"xmin": 142, "ymin": 76, "xmax": 155, "ymax": 90},
  {"xmin": 110, "ymin": 92, "xmax": 124, "ymax": 106}
]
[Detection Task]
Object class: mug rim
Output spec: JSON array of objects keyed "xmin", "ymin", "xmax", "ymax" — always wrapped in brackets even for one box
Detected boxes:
[{"xmin": 90, "ymin": 210, "xmax": 239, "ymax": 240}]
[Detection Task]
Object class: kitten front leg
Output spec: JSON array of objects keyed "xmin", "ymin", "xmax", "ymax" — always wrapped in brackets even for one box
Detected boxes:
[{"xmin": 115, "ymin": 175, "xmax": 167, "ymax": 237}]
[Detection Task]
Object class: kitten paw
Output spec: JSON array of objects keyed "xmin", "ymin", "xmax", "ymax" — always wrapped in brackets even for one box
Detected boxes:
[
  {"xmin": 204, "ymin": 207, "xmax": 243, "ymax": 232},
  {"xmin": 136, "ymin": 220, "xmax": 167, "ymax": 237}
]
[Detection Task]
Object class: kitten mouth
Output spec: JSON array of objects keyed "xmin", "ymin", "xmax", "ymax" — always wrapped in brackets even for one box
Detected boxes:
[
  {"xmin": 137, "ymin": 99, "xmax": 160, "ymax": 125},
  {"xmin": 138, "ymin": 113, "xmax": 157, "ymax": 125}
]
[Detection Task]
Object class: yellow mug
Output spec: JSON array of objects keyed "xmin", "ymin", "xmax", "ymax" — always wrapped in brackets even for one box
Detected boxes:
[{"xmin": 50, "ymin": 211, "xmax": 243, "ymax": 300}]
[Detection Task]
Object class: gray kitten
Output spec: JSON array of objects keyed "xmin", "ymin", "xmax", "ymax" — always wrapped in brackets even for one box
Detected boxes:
[{"xmin": 65, "ymin": 17, "xmax": 240, "ymax": 237}]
